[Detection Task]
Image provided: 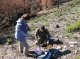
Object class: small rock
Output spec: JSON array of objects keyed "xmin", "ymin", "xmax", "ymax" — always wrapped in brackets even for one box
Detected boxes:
[
  {"xmin": 70, "ymin": 44, "xmax": 74, "ymax": 47},
  {"xmin": 56, "ymin": 25, "xmax": 60, "ymax": 28},
  {"xmin": 56, "ymin": 45, "xmax": 62, "ymax": 50},
  {"xmin": 65, "ymin": 37, "xmax": 68, "ymax": 39},
  {"xmin": 63, "ymin": 45, "xmax": 67, "ymax": 49},
  {"xmin": 74, "ymin": 50, "xmax": 78, "ymax": 54},
  {"xmin": 79, "ymin": 47, "xmax": 80, "ymax": 51},
  {"xmin": 69, "ymin": 41, "xmax": 78, "ymax": 44}
]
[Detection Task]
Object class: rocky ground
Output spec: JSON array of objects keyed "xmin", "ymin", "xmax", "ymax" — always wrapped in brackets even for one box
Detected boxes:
[{"xmin": 0, "ymin": 33, "xmax": 80, "ymax": 59}]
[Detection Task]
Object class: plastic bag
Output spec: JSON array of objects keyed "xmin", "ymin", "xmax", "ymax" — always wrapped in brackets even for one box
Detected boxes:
[{"xmin": 34, "ymin": 46, "xmax": 42, "ymax": 55}]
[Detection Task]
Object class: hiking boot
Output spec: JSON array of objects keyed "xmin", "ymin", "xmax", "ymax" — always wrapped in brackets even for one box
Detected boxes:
[{"xmin": 21, "ymin": 51, "xmax": 23, "ymax": 53}]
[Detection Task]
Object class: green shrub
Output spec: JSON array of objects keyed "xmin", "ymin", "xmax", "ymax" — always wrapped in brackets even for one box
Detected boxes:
[
  {"xmin": 7, "ymin": 36, "xmax": 15, "ymax": 44},
  {"xmin": 76, "ymin": 56, "xmax": 80, "ymax": 59},
  {"xmin": 54, "ymin": 9, "xmax": 63, "ymax": 17},
  {"xmin": 66, "ymin": 21, "xmax": 80, "ymax": 32},
  {"xmin": 43, "ymin": 21, "xmax": 49, "ymax": 26},
  {"xmin": 31, "ymin": 25, "xmax": 36, "ymax": 31}
]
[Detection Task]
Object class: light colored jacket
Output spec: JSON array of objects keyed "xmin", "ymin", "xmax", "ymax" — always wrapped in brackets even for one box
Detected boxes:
[{"xmin": 15, "ymin": 18, "xmax": 28, "ymax": 41}]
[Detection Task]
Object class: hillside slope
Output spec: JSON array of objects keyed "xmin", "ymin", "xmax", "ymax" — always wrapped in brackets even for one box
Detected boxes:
[{"xmin": 0, "ymin": 0, "xmax": 80, "ymax": 59}]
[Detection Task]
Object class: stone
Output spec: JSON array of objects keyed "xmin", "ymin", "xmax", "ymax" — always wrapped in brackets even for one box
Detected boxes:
[
  {"xmin": 79, "ymin": 47, "xmax": 80, "ymax": 51},
  {"xmin": 56, "ymin": 45, "xmax": 62, "ymax": 50},
  {"xmin": 56, "ymin": 24, "xmax": 60, "ymax": 28},
  {"xmin": 70, "ymin": 44, "xmax": 74, "ymax": 48},
  {"xmin": 69, "ymin": 41, "xmax": 78, "ymax": 45}
]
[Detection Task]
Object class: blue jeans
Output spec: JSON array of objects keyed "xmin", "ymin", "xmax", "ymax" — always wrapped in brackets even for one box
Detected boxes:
[{"xmin": 18, "ymin": 38, "xmax": 29, "ymax": 55}]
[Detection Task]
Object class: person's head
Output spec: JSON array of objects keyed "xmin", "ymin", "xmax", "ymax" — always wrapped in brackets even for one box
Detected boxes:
[
  {"xmin": 21, "ymin": 14, "xmax": 30, "ymax": 21},
  {"xmin": 40, "ymin": 25, "xmax": 45, "ymax": 32}
]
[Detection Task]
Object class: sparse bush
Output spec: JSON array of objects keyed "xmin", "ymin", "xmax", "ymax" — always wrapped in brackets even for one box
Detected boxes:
[
  {"xmin": 0, "ymin": 37, "xmax": 7, "ymax": 45},
  {"xmin": 66, "ymin": 21, "xmax": 80, "ymax": 32},
  {"xmin": 43, "ymin": 21, "xmax": 49, "ymax": 26},
  {"xmin": 0, "ymin": 0, "xmax": 40, "ymax": 32},
  {"xmin": 76, "ymin": 56, "xmax": 80, "ymax": 59},
  {"xmin": 54, "ymin": 8, "xmax": 63, "ymax": 17},
  {"xmin": 7, "ymin": 36, "xmax": 15, "ymax": 44},
  {"xmin": 31, "ymin": 25, "xmax": 36, "ymax": 31}
]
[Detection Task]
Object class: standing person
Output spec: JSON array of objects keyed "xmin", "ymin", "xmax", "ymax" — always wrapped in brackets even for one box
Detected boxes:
[
  {"xmin": 36, "ymin": 25, "xmax": 50, "ymax": 46},
  {"xmin": 15, "ymin": 14, "xmax": 30, "ymax": 56}
]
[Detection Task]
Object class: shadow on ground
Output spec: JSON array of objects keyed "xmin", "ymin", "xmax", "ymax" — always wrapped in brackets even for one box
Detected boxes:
[
  {"xmin": 50, "ymin": 49, "xmax": 71, "ymax": 59},
  {"xmin": 54, "ymin": 0, "xmax": 72, "ymax": 6},
  {"xmin": 26, "ymin": 49, "xmax": 71, "ymax": 59},
  {"xmin": 0, "ymin": 37, "xmax": 7, "ymax": 45},
  {"xmin": 0, "ymin": 36, "xmax": 16, "ymax": 45},
  {"xmin": 49, "ymin": 38, "xmax": 63, "ymax": 45}
]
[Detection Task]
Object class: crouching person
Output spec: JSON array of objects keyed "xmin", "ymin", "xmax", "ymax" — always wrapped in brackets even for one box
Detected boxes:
[
  {"xmin": 36, "ymin": 25, "xmax": 50, "ymax": 46},
  {"xmin": 15, "ymin": 14, "xmax": 30, "ymax": 56}
]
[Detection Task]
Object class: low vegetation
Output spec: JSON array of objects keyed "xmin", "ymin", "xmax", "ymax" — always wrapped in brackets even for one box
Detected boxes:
[
  {"xmin": 76, "ymin": 56, "xmax": 80, "ymax": 59},
  {"xmin": 7, "ymin": 36, "xmax": 15, "ymax": 45},
  {"xmin": 66, "ymin": 21, "xmax": 80, "ymax": 32}
]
